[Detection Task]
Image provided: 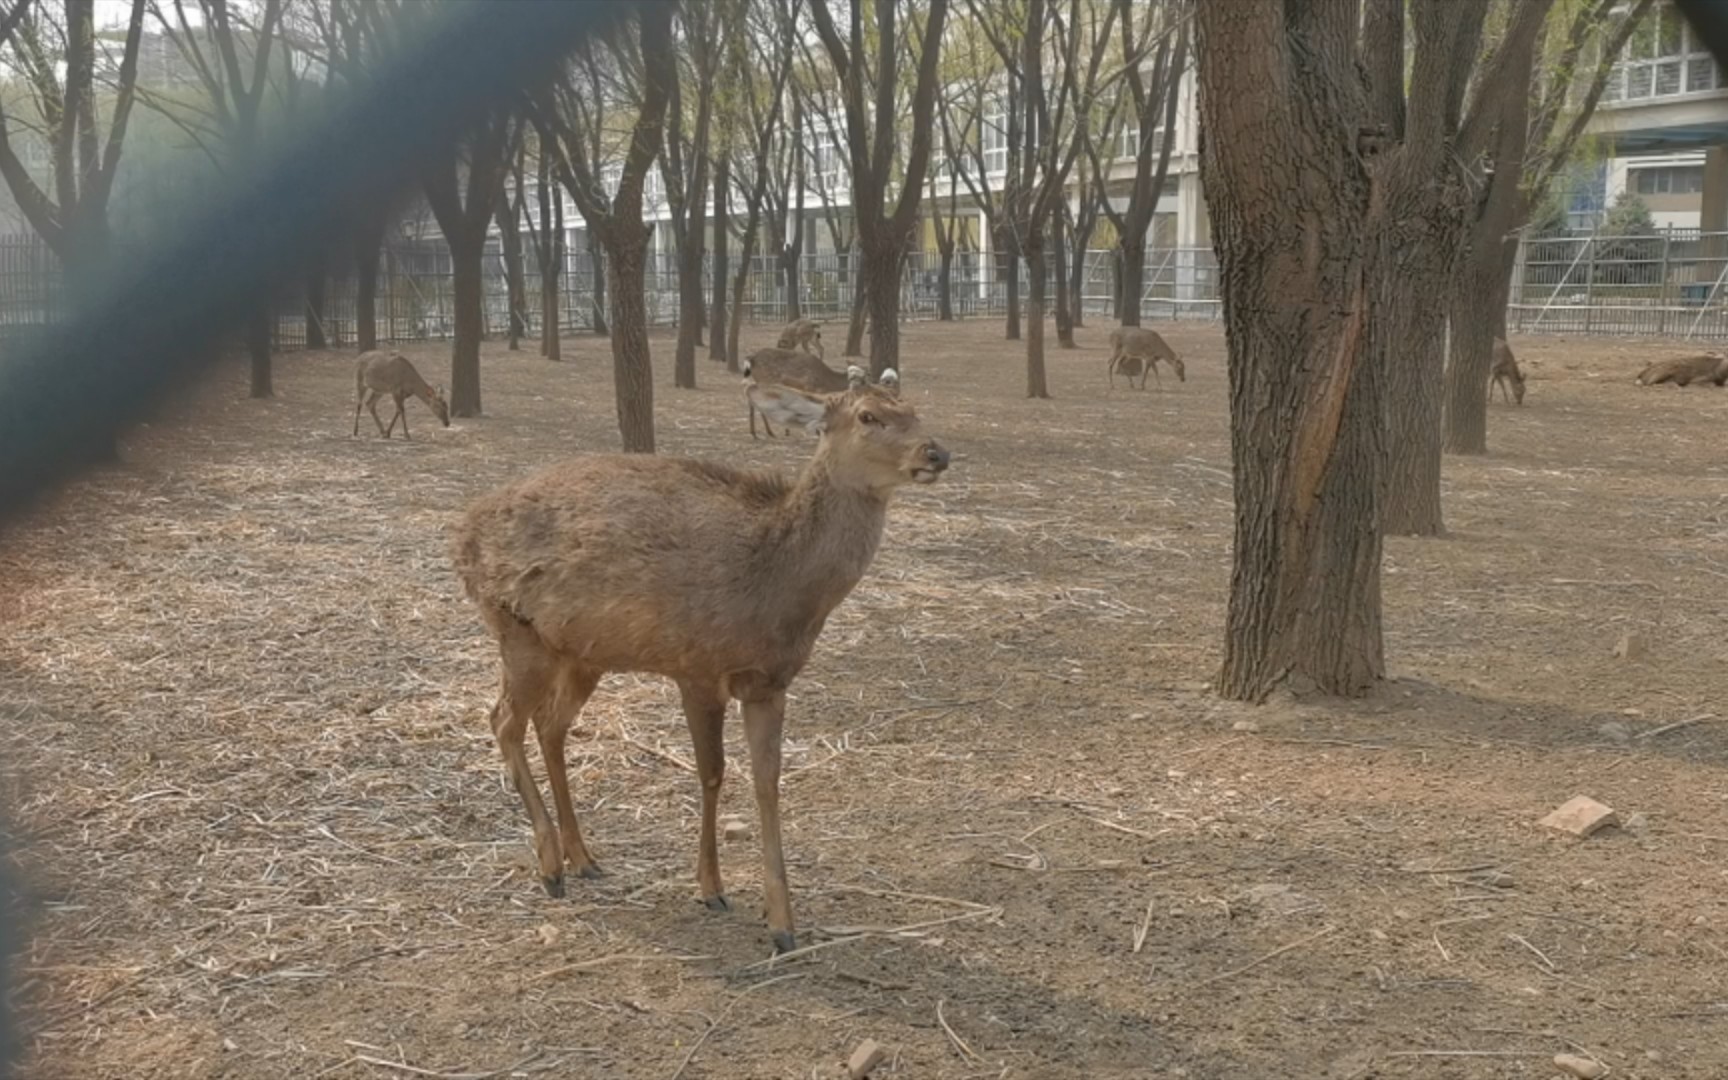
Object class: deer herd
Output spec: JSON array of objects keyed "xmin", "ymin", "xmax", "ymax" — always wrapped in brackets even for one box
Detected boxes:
[{"xmin": 335, "ymin": 316, "xmax": 1727, "ymax": 954}]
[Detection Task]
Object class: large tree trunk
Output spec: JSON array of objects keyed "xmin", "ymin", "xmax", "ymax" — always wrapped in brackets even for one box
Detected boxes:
[
  {"xmin": 1444, "ymin": 247, "xmax": 1508, "ymax": 455},
  {"xmin": 589, "ymin": 234, "xmax": 608, "ymax": 335},
  {"xmin": 1068, "ymin": 210, "xmax": 1088, "ymax": 330},
  {"xmin": 1378, "ymin": 268, "xmax": 1449, "ymax": 535},
  {"xmin": 606, "ymin": 228, "xmax": 656, "ymax": 452},
  {"xmin": 355, "ymin": 220, "xmax": 384, "ymax": 352},
  {"xmin": 247, "ymin": 307, "xmax": 272, "ymax": 399},
  {"xmin": 937, "ymin": 246, "xmax": 954, "ymax": 321},
  {"xmin": 497, "ymin": 198, "xmax": 527, "ymax": 351},
  {"xmin": 1024, "ymin": 239, "xmax": 1049, "ymax": 397},
  {"xmin": 1119, "ymin": 240, "xmax": 1146, "ymax": 327},
  {"xmin": 541, "ymin": 245, "xmax": 562, "ymax": 362},
  {"xmin": 305, "ymin": 259, "xmax": 328, "ymax": 349},
  {"xmin": 674, "ymin": 235, "xmax": 703, "ymax": 387},
  {"xmin": 1053, "ymin": 217, "xmax": 1075, "ymax": 349},
  {"xmin": 710, "ymin": 155, "xmax": 729, "ymax": 364},
  {"xmin": 781, "ymin": 246, "xmax": 802, "ymax": 322},
  {"xmin": 449, "ymin": 232, "xmax": 484, "ymax": 416},
  {"xmin": 844, "ymin": 261, "xmax": 868, "ymax": 357},
  {"xmin": 1198, "ymin": 1, "xmax": 1383, "ymax": 702},
  {"xmin": 862, "ymin": 240, "xmax": 900, "ymax": 377},
  {"xmin": 1001, "ymin": 244, "xmax": 1021, "ymax": 340}
]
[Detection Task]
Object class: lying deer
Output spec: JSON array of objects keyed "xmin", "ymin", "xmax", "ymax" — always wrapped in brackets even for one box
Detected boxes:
[
  {"xmin": 1491, "ymin": 337, "xmax": 1526, "ymax": 406},
  {"xmin": 1635, "ymin": 353, "xmax": 1728, "ymax": 387},
  {"xmin": 352, "ymin": 350, "xmax": 451, "ymax": 439},
  {"xmin": 1107, "ymin": 326, "xmax": 1186, "ymax": 389},
  {"xmin": 452, "ymin": 384, "xmax": 950, "ymax": 954},
  {"xmin": 776, "ymin": 317, "xmax": 824, "ymax": 359}
]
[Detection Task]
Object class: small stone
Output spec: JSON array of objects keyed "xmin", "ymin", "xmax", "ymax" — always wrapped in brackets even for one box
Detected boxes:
[
  {"xmin": 453, "ymin": 1022, "xmax": 470, "ymax": 1037},
  {"xmin": 1231, "ymin": 719, "xmax": 1260, "ymax": 734},
  {"xmin": 1645, "ymin": 1049, "xmax": 1663, "ymax": 1063},
  {"xmin": 221, "ymin": 1038, "xmax": 238, "ymax": 1053},
  {"xmin": 1129, "ymin": 712, "xmax": 1149, "ymax": 721},
  {"xmin": 536, "ymin": 922, "xmax": 560, "ymax": 946},
  {"xmin": 1553, "ymin": 1052, "xmax": 1607, "ymax": 1079},
  {"xmin": 721, "ymin": 816, "xmax": 751, "ymax": 843},
  {"xmin": 1539, "ymin": 795, "xmax": 1618, "ymax": 838},
  {"xmin": 1613, "ymin": 632, "xmax": 1646, "ymax": 660},
  {"xmin": 847, "ymin": 1038, "xmax": 887, "ymax": 1079},
  {"xmin": 1369, "ymin": 928, "xmax": 1389, "ymax": 941},
  {"xmin": 1596, "ymin": 721, "xmax": 1631, "ymax": 745}
]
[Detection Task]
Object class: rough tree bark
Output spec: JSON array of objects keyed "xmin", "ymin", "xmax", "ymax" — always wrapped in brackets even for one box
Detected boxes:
[
  {"xmin": 423, "ymin": 110, "xmax": 512, "ymax": 416},
  {"xmin": 1053, "ymin": 210, "xmax": 1074, "ymax": 348},
  {"xmin": 1197, "ymin": 0, "xmax": 1385, "ymax": 701},
  {"xmin": 710, "ymin": 153, "xmax": 729, "ymax": 364},
  {"xmin": 496, "ymin": 185, "xmax": 527, "ymax": 351},
  {"xmin": 548, "ymin": 6, "xmax": 674, "ymax": 451},
  {"xmin": 662, "ymin": 0, "xmax": 722, "ymax": 389},
  {"xmin": 810, "ymin": 0, "xmax": 950, "ymax": 377},
  {"xmin": 354, "ymin": 214, "xmax": 384, "ymax": 352}
]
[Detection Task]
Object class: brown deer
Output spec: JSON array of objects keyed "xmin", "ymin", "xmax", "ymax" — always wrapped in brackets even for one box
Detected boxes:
[
  {"xmin": 1635, "ymin": 353, "xmax": 1728, "ymax": 387},
  {"xmin": 775, "ymin": 317, "xmax": 824, "ymax": 359},
  {"xmin": 743, "ymin": 347, "xmax": 899, "ymax": 437},
  {"xmin": 353, "ymin": 351, "xmax": 451, "ymax": 439},
  {"xmin": 1107, "ymin": 326, "xmax": 1186, "ymax": 389},
  {"xmin": 1491, "ymin": 337, "xmax": 1526, "ymax": 406},
  {"xmin": 747, "ymin": 365, "xmax": 866, "ymax": 438},
  {"xmin": 452, "ymin": 384, "xmax": 949, "ymax": 954}
]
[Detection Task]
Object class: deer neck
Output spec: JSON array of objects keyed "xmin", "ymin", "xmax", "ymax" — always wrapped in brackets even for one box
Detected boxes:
[{"xmin": 763, "ymin": 448, "xmax": 890, "ymax": 624}]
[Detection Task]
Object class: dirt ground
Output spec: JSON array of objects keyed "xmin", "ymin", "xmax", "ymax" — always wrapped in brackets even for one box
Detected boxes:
[{"xmin": 2, "ymin": 319, "xmax": 1726, "ymax": 1080}]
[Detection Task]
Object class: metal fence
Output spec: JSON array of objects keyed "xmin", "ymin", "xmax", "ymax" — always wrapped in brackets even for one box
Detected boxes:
[{"xmin": 12, "ymin": 226, "xmax": 1726, "ymax": 353}]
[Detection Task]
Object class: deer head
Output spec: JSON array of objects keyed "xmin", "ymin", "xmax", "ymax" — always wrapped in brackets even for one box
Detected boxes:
[
  {"xmin": 431, "ymin": 386, "xmax": 452, "ymax": 427},
  {"xmin": 770, "ymin": 385, "xmax": 949, "ymax": 492}
]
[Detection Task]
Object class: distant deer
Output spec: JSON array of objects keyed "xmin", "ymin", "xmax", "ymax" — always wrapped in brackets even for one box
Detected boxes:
[
  {"xmin": 747, "ymin": 365, "xmax": 866, "ymax": 438},
  {"xmin": 1491, "ymin": 337, "xmax": 1526, "ymax": 406},
  {"xmin": 776, "ymin": 317, "xmax": 824, "ymax": 359},
  {"xmin": 1107, "ymin": 326, "xmax": 1186, "ymax": 389},
  {"xmin": 353, "ymin": 351, "xmax": 451, "ymax": 439},
  {"xmin": 453, "ymin": 384, "xmax": 950, "ymax": 954},
  {"xmin": 1635, "ymin": 353, "xmax": 1728, "ymax": 387}
]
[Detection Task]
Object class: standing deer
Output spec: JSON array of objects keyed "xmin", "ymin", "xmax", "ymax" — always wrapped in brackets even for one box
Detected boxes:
[
  {"xmin": 1491, "ymin": 337, "xmax": 1526, "ymax": 406},
  {"xmin": 353, "ymin": 351, "xmax": 451, "ymax": 438},
  {"xmin": 1635, "ymin": 353, "xmax": 1728, "ymax": 387},
  {"xmin": 776, "ymin": 317, "xmax": 824, "ymax": 359},
  {"xmin": 452, "ymin": 384, "xmax": 950, "ymax": 953},
  {"xmin": 747, "ymin": 366, "xmax": 866, "ymax": 438},
  {"xmin": 743, "ymin": 347, "xmax": 897, "ymax": 437},
  {"xmin": 1107, "ymin": 326, "xmax": 1186, "ymax": 389}
]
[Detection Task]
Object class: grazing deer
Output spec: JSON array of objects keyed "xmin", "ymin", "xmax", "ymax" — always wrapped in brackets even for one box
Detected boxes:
[
  {"xmin": 748, "ymin": 366, "xmax": 866, "ymax": 439},
  {"xmin": 743, "ymin": 347, "xmax": 898, "ymax": 437},
  {"xmin": 353, "ymin": 350, "xmax": 451, "ymax": 439},
  {"xmin": 775, "ymin": 317, "xmax": 824, "ymax": 359},
  {"xmin": 1107, "ymin": 326, "xmax": 1186, "ymax": 389},
  {"xmin": 1634, "ymin": 353, "xmax": 1728, "ymax": 387},
  {"xmin": 452, "ymin": 384, "xmax": 950, "ymax": 954},
  {"xmin": 1491, "ymin": 337, "xmax": 1526, "ymax": 406}
]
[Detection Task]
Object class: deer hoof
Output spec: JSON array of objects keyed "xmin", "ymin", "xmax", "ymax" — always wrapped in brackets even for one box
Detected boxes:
[
  {"xmin": 702, "ymin": 894, "xmax": 731, "ymax": 913},
  {"xmin": 541, "ymin": 873, "xmax": 565, "ymax": 899},
  {"xmin": 573, "ymin": 863, "xmax": 604, "ymax": 881},
  {"xmin": 770, "ymin": 930, "xmax": 797, "ymax": 955}
]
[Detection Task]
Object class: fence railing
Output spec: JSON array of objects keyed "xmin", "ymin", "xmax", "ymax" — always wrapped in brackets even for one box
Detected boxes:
[{"xmin": 4, "ymin": 228, "xmax": 1724, "ymax": 353}]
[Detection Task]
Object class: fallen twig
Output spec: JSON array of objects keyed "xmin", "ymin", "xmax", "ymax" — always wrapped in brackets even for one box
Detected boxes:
[
  {"xmin": 667, "ymin": 972, "xmax": 803, "ymax": 1080},
  {"xmin": 1636, "ymin": 713, "xmax": 1717, "ymax": 740},
  {"xmin": 357, "ymin": 1049, "xmax": 542, "ymax": 1080},
  {"xmin": 1507, "ymin": 933, "xmax": 1557, "ymax": 973},
  {"xmin": 1192, "ymin": 925, "xmax": 1336, "ymax": 989},
  {"xmin": 937, "ymin": 999, "xmax": 980, "ymax": 1062},
  {"xmin": 1133, "ymin": 898, "xmax": 1155, "ymax": 954}
]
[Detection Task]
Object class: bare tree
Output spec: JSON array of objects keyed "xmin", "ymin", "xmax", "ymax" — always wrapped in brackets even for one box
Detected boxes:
[
  {"xmin": 1443, "ymin": 0, "xmax": 1655, "ymax": 455},
  {"xmin": 763, "ymin": 88, "xmax": 806, "ymax": 323},
  {"xmin": 947, "ymin": 0, "xmax": 1025, "ymax": 340},
  {"xmin": 1196, "ymin": 0, "xmax": 1386, "ymax": 700},
  {"xmin": 725, "ymin": 0, "xmax": 796, "ymax": 369},
  {"xmin": 1084, "ymin": 0, "xmax": 1186, "ymax": 330},
  {"xmin": 520, "ymin": 117, "xmax": 566, "ymax": 361},
  {"xmin": 808, "ymin": 0, "xmax": 950, "ymax": 377},
  {"xmin": 661, "ymin": 0, "xmax": 725, "ymax": 388},
  {"xmin": 1364, "ymin": 0, "xmax": 1553, "ymax": 534},
  {"xmin": 543, "ymin": 5, "xmax": 675, "ymax": 452},
  {"xmin": 496, "ymin": 135, "xmax": 529, "ymax": 351},
  {"xmin": 422, "ymin": 107, "xmax": 513, "ymax": 416},
  {"xmin": 1014, "ymin": 0, "xmax": 1117, "ymax": 397}
]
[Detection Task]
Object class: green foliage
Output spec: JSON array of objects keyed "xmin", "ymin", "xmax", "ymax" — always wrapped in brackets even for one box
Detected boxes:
[{"xmin": 1602, "ymin": 190, "xmax": 1655, "ymax": 237}]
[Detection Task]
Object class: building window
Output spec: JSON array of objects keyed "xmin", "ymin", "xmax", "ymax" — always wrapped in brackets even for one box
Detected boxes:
[
  {"xmin": 1631, "ymin": 164, "xmax": 1705, "ymax": 196},
  {"xmin": 1607, "ymin": 4, "xmax": 1720, "ymax": 102},
  {"xmin": 1118, "ymin": 123, "xmax": 1165, "ymax": 161},
  {"xmin": 981, "ymin": 100, "xmax": 1007, "ymax": 174}
]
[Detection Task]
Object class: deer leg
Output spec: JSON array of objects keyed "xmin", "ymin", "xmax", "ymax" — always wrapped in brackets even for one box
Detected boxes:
[
  {"xmin": 366, "ymin": 392, "xmax": 388, "ymax": 437},
  {"xmin": 741, "ymin": 691, "xmax": 794, "ymax": 953},
  {"xmin": 678, "ymin": 679, "xmax": 729, "ymax": 911},
  {"xmin": 352, "ymin": 395, "xmax": 364, "ymax": 437},
  {"xmin": 536, "ymin": 665, "xmax": 603, "ymax": 880},
  {"xmin": 489, "ymin": 627, "xmax": 563, "ymax": 896},
  {"xmin": 396, "ymin": 394, "xmax": 412, "ymax": 440},
  {"xmin": 1148, "ymin": 361, "xmax": 1161, "ymax": 391},
  {"xmin": 1108, "ymin": 356, "xmax": 1116, "ymax": 388}
]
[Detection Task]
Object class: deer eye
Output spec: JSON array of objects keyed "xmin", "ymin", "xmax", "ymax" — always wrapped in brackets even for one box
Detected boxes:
[{"xmin": 859, "ymin": 411, "xmax": 881, "ymax": 427}]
